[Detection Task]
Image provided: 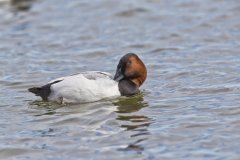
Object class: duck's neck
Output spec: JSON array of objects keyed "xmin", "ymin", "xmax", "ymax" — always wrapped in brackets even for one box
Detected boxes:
[{"xmin": 118, "ymin": 79, "xmax": 139, "ymax": 96}]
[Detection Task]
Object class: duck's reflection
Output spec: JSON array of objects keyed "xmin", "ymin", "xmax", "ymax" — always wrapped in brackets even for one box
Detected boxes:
[
  {"xmin": 114, "ymin": 95, "xmax": 146, "ymax": 113},
  {"xmin": 113, "ymin": 93, "xmax": 151, "ymax": 154}
]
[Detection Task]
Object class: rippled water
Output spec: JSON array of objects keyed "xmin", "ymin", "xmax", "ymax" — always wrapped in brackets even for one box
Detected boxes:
[{"xmin": 0, "ymin": 0, "xmax": 240, "ymax": 159}]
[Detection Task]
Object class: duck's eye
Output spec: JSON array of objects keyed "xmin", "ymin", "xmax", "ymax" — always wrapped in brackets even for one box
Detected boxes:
[{"xmin": 127, "ymin": 61, "xmax": 132, "ymax": 65}]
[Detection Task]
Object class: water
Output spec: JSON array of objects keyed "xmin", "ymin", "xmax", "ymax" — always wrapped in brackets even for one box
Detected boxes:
[{"xmin": 0, "ymin": 0, "xmax": 240, "ymax": 159}]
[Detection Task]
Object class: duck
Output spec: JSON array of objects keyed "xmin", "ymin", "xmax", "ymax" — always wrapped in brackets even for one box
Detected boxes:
[{"xmin": 28, "ymin": 53, "xmax": 147, "ymax": 104}]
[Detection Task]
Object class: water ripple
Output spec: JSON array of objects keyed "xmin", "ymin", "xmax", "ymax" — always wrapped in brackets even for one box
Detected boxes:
[{"xmin": 0, "ymin": 0, "xmax": 240, "ymax": 159}]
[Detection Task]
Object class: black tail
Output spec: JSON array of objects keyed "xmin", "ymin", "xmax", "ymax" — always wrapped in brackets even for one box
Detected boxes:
[
  {"xmin": 28, "ymin": 87, "xmax": 41, "ymax": 96},
  {"xmin": 28, "ymin": 86, "xmax": 50, "ymax": 101},
  {"xmin": 28, "ymin": 80, "xmax": 62, "ymax": 101}
]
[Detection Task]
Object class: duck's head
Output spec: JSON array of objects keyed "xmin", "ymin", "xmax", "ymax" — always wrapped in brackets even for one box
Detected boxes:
[{"xmin": 114, "ymin": 53, "xmax": 147, "ymax": 87}]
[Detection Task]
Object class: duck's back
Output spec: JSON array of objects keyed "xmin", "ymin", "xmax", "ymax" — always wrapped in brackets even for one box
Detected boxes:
[{"xmin": 43, "ymin": 71, "xmax": 120, "ymax": 103}]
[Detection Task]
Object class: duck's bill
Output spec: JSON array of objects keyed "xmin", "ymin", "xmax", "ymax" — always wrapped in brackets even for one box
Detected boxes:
[{"xmin": 113, "ymin": 69, "xmax": 124, "ymax": 81}]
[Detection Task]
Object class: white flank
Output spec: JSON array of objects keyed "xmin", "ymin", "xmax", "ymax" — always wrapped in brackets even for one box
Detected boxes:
[{"xmin": 48, "ymin": 71, "xmax": 120, "ymax": 103}]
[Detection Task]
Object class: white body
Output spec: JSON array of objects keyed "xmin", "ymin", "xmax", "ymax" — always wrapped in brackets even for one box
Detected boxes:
[{"xmin": 48, "ymin": 71, "xmax": 121, "ymax": 103}]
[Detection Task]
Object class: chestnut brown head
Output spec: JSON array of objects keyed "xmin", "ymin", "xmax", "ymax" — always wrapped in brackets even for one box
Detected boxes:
[{"xmin": 114, "ymin": 53, "xmax": 147, "ymax": 86}]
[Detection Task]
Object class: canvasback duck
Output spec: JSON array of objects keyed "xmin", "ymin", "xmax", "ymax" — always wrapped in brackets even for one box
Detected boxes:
[{"xmin": 28, "ymin": 53, "xmax": 147, "ymax": 104}]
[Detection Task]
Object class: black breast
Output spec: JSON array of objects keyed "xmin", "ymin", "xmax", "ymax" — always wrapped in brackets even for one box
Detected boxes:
[{"xmin": 118, "ymin": 79, "xmax": 139, "ymax": 96}]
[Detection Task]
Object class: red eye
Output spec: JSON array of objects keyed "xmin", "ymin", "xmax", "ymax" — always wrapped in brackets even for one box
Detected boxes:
[{"xmin": 127, "ymin": 61, "xmax": 132, "ymax": 65}]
